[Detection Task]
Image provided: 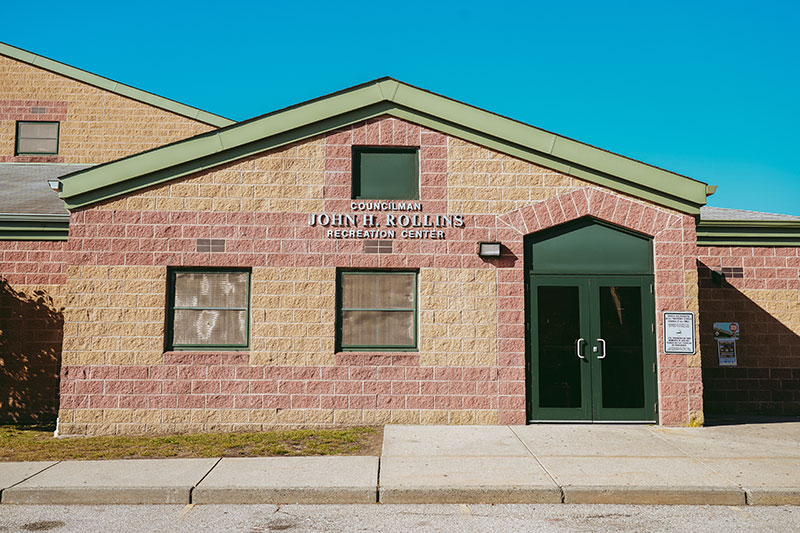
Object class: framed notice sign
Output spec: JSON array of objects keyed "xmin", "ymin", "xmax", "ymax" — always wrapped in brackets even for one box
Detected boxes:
[{"xmin": 663, "ymin": 311, "xmax": 696, "ymax": 354}]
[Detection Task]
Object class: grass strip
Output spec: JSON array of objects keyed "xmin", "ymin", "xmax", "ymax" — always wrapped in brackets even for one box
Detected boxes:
[{"xmin": 0, "ymin": 424, "xmax": 382, "ymax": 461}]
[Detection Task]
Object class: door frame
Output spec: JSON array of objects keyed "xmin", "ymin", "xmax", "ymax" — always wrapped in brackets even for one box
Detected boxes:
[{"xmin": 526, "ymin": 273, "xmax": 658, "ymax": 423}]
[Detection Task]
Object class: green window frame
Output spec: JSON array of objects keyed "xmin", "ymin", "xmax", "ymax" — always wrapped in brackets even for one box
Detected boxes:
[
  {"xmin": 15, "ymin": 121, "xmax": 60, "ymax": 155},
  {"xmin": 165, "ymin": 267, "xmax": 251, "ymax": 351},
  {"xmin": 336, "ymin": 270, "xmax": 418, "ymax": 351},
  {"xmin": 352, "ymin": 146, "xmax": 419, "ymax": 200}
]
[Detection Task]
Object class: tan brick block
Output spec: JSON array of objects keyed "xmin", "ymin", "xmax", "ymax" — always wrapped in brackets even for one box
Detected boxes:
[
  {"xmin": 449, "ymin": 411, "xmax": 477, "ymax": 425},
  {"xmin": 163, "ymin": 409, "xmax": 192, "ymax": 424},
  {"xmin": 276, "ymin": 409, "xmax": 307, "ymax": 424},
  {"xmin": 333, "ymin": 409, "xmax": 362, "ymax": 425},
  {"xmin": 474, "ymin": 410, "xmax": 499, "ymax": 424},
  {"xmin": 57, "ymin": 424, "xmax": 87, "ymax": 436},
  {"xmin": 362, "ymin": 409, "xmax": 392, "ymax": 425},
  {"xmin": 249, "ymin": 409, "xmax": 278, "ymax": 423},
  {"xmin": 474, "ymin": 352, "xmax": 498, "ymax": 366},
  {"xmin": 420, "ymin": 410, "xmax": 449, "ymax": 424},
  {"xmin": 57, "ymin": 409, "xmax": 75, "ymax": 423},
  {"xmin": 85, "ymin": 423, "xmax": 116, "ymax": 436},
  {"xmin": 220, "ymin": 409, "xmax": 250, "ymax": 423},
  {"xmin": 305, "ymin": 410, "xmax": 334, "ymax": 424},
  {"xmin": 107, "ymin": 352, "xmax": 136, "ymax": 365},
  {"xmin": 391, "ymin": 410, "xmax": 420, "ymax": 424}
]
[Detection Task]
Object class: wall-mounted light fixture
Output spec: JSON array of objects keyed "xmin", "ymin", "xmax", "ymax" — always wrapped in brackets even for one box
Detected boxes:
[{"xmin": 477, "ymin": 241, "xmax": 502, "ymax": 257}]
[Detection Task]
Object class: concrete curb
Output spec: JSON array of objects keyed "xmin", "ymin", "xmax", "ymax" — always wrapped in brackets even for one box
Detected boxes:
[
  {"xmin": 745, "ymin": 488, "xmax": 800, "ymax": 506},
  {"xmin": 379, "ymin": 486, "xmax": 563, "ymax": 504},
  {"xmin": 2, "ymin": 487, "xmax": 192, "ymax": 505},
  {"xmin": 192, "ymin": 487, "xmax": 377, "ymax": 504},
  {"xmin": 561, "ymin": 485, "xmax": 747, "ymax": 505}
]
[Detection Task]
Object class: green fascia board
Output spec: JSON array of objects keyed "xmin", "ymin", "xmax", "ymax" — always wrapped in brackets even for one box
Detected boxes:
[
  {"xmin": 61, "ymin": 103, "xmax": 398, "ymax": 208},
  {"xmin": 0, "ymin": 214, "xmax": 69, "ymax": 240},
  {"xmin": 59, "ymin": 78, "xmax": 709, "ymax": 214},
  {"xmin": 389, "ymin": 81, "xmax": 708, "ymax": 207},
  {"xmin": 0, "ymin": 41, "xmax": 234, "ymax": 128},
  {"xmin": 697, "ymin": 220, "xmax": 800, "ymax": 246}
]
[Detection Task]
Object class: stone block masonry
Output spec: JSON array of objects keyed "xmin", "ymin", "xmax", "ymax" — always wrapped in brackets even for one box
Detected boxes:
[
  {"xmin": 697, "ymin": 246, "xmax": 800, "ymax": 416},
  {"xmin": 55, "ymin": 116, "xmax": 703, "ymax": 435},
  {"xmin": 0, "ymin": 55, "xmax": 214, "ymax": 164}
]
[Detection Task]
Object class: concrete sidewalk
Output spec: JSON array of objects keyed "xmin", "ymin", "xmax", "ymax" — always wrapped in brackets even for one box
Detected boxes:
[{"xmin": 1, "ymin": 422, "xmax": 798, "ymax": 505}]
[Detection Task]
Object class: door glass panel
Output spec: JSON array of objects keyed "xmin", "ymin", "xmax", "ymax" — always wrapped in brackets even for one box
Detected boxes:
[
  {"xmin": 598, "ymin": 286, "xmax": 645, "ymax": 408},
  {"xmin": 537, "ymin": 285, "xmax": 582, "ymax": 408}
]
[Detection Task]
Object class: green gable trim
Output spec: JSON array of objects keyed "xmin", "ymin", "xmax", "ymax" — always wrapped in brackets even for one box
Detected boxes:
[
  {"xmin": 697, "ymin": 220, "xmax": 800, "ymax": 246},
  {"xmin": 59, "ymin": 78, "xmax": 709, "ymax": 214},
  {"xmin": 0, "ymin": 41, "xmax": 234, "ymax": 128},
  {"xmin": 0, "ymin": 214, "xmax": 69, "ymax": 241}
]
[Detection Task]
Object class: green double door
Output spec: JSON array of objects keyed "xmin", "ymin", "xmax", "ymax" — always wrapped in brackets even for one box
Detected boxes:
[{"xmin": 529, "ymin": 275, "xmax": 657, "ymax": 422}]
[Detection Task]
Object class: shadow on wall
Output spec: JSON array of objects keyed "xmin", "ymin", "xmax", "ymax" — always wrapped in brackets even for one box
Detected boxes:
[
  {"xmin": 697, "ymin": 261, "xmax": 800, "ymax": 418},
  {"xmin": 0, "ymin": 280, "xmax": 63, "ymax": 424}
]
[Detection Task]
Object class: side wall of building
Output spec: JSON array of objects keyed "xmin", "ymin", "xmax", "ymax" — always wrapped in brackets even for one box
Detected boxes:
[
  {"xmin": 697, "ymin": 246, "xmax": 800, "ymax": 416},
  {"xmin": 0, "ymin": 54, "xmax": 214, "ymax": 163},
  {"xmin": 0, "ymin": 54, "xmax": 220, "ymax": 422},
  {"xmin": 0, "ymin": 241, "xmax": 67, "ymax": 423},
  {"xmin": 56, "ymin": 116, "xmax": 702, "ymax": 435}
]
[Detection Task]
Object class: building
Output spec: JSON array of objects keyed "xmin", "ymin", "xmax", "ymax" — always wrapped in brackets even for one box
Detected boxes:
[
  {"xmin": 1, "ymin": 43, "xmax": 798, "ymax": 435},
  {"xmin": 0, "ymin": 41, "xmax": 231, "ymax": 423}
]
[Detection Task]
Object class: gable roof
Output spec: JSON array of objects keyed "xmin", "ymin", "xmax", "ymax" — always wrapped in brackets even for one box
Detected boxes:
[
  {"xmin": 0, "ymin": 41, "xmax": 234, "ymax": 128},
  {"xmin": 58, "ymin": 78, "xmax": 712, "ymax": 213}
]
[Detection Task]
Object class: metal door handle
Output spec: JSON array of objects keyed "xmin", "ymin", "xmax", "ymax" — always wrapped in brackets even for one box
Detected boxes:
[
  {"xmin": 597, "ymin": 338, "xmax": 607, "ymax": 359},
  {"xmin": 576, "ymin": 338, "xmax": 585, "ymax": 359}
]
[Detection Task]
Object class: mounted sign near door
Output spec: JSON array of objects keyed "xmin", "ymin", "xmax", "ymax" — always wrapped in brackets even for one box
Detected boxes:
[
  {"xmin": 663, "ymin": 311, "xmax": 696, "ymax": 354},
  {"xmin": 713, "ymin": 322, "xmax": 739, "ymax": 367}
]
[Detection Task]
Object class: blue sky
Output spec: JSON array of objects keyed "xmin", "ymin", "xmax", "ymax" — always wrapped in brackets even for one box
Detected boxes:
[{"xmin": 3, "ymin": 1, "xmax": 798, "ymax": 214}]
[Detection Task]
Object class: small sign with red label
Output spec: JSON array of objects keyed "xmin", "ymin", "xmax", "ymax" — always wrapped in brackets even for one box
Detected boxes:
[{"xmin": 713, "ymin": 322, "xmax": 740, "ymax": 340}]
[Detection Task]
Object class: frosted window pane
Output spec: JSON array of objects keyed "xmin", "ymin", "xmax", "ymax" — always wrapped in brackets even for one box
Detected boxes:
[
  {"xmin": 173, "ymin": 310, "xmax": 247, "ymax": 345},
  {"xmin": 342, "ymin": 311, "xmax": 414, "ymax": 346},
  {"xmin": 174, "ymin": 272, "xmax": 248, "ymax": 308},
  {"xmin": 341, "ymin": 273, "xmax": 414, "ymax": 309}
]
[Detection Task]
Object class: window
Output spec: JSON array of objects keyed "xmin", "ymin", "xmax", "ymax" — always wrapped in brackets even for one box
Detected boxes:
[
  {"xmin": 166, "ymin": 268, "xmax": 251, "ymax": 350},
  {"xmin": 337, "ymin": 270, "xmax": 418, "ymax": 351},
  {"xmin": 352, "ymin": 147, "xmax": 418, "ymax": 199},
  {"xmin": 16, "ymin": 121, "xmax": 59, "ymax": 155}
]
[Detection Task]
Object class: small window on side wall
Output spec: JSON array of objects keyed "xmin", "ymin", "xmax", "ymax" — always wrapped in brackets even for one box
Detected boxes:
[
  {"xmin": 16, "ymin": 121, "xmax": 59, "ymax": 155},
  {"xmin": 352, "ymin": 147, "xmax": 418, "ymax": 200},
  {"xmin": 166, "ymin": 268, "xmax": 251, "ymax": 350},
  {"xmin": 337, "ymin": 270, "xmax": 417, "ymax": 351}
]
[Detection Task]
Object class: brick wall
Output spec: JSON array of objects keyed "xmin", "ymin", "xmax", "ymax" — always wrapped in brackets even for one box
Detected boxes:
[
  {"xmin": 0, "ymin": 54, "xmax": 214, "ymax": 163},
  {"xmin": 55, "ymin": 116, "xmax": 702, "ymax": 435},
  {"xmin": 697, "ymin": 247, "xmax": 800, "ymax": 416},
  {"xmin": 0, "ymin": 238, "xmax": 68, "ymax": 422}
]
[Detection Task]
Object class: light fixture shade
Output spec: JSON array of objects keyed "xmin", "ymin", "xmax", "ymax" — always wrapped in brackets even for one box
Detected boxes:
[{"xmin": 478, "ymin": 242, "xmax": 502, "ymax": 257}]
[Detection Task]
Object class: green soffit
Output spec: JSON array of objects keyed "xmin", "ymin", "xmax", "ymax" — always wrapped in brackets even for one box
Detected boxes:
[
  {"xmin": 0, "ymin": 214, "xmax": 69, "ymax": 241},
  {"xmin": 697, "ymin": 220, "xmax": 800, "ymax": 247},
  {"xmin": 0, "ymin": 41, "xmax": 234, "ymax": 128},
  {"xmin": 59, "ymin": 78, "xmax": 710, "ymax": 213}
]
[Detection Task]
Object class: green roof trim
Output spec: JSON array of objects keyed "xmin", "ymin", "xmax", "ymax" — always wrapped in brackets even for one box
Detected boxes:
[
  {"xmin": 59, "ymin": 78, "xmax": 710, "ymax": 213},
  {"xmin": 697, "ymin": 220, "xmax": 800, "ymax": 246},
  {"xmin": 0, "ymin": 214, "xmax": 69, "ymax": 241},
  {"xmin": 0, "ymin": 41, "xmax": 234, "ymax": 128}
]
